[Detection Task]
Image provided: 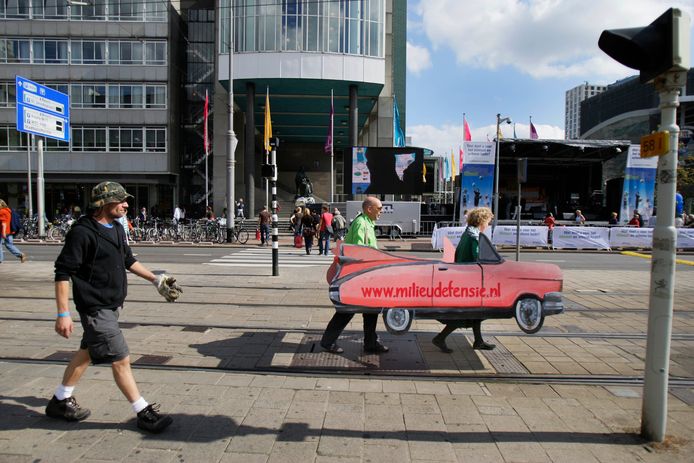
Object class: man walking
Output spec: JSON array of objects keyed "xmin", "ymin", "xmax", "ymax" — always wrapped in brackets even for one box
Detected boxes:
[
  {"xmin": 258, "ymin": 205, "xmax": 272, "ymax": 246},
  {"xmin": 320, "ymin": 197, "xmax": 388, "ymax": 354},
  {"xmin": 46, "ymin": 182, "xmax": 181, "ymax": 433},
  {"xmin": 318, "ymin": 204, "xmax": 334, "ymax": 256},
  {"xmin": 0, "ymin": 199, "xmax": 27, "ymax": 264}
]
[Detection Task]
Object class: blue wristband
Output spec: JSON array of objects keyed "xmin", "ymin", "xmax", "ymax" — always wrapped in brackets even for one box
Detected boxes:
[{"xmin": 57, "ymin": 311, "xmax": 71, "ymax": 318}]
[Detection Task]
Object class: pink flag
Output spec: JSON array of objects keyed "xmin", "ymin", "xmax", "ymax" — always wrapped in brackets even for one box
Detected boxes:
[
  {"xmin": 324, "ymin": 91, "xmax": 334, "ymax": 155},
  {"xmin": 203, "ymin": 90, "xmax": 209, "ymax": 155},
  {"xmin": 459, "ymin": 146, "xmax": 464, "ymax": 172},
  {"xmin": 463, "ymin": 116, "xmax": 472, "ymax": 142},
  {"xmin": 530, "ymin": 118, "xmax": 539, "ymax": 139}
]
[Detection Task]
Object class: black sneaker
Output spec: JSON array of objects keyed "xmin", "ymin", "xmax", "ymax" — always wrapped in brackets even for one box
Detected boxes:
[
  {"xmin": 136, "ymin": 403, "xmax": 173, "ymax": 433},
  {"xmin": 364, "ymin": 342, "xmax": 389, "ymax": 354},
  {"xmin": 45, "ymin": 395, "xmax": 91, "ymax": 422}
]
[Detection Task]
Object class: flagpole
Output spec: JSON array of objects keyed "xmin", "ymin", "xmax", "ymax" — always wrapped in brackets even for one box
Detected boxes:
[
  {"xmin": 330, "ymin": 89, "xmax": 334, "ymax": 203},
  {"xmin": 204, "ymin": 90, "xmax": 209, "ymax": 209},
  {"xmin": 265, "ymin": 87, "xmax": 270, "ymax": 208}
]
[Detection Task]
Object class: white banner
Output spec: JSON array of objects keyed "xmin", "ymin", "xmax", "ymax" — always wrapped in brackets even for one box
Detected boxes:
[
  {"xmin": 626, "ymin": 145, "xmax": 658, "ymax": 169},
  {"xmin": 678, "ymin": 228, "xmax": 694, "ymax": 249},
  {"xmin": 492, "ymin": 226, "xmax": 549, "ymax": 247},
  {"xmin": 431, "ymin": 226, "xmax": 492, "ymax": 250},
  {"xmin": 609, "ymin": 227, "xmax": 653, "ymax": 248},
  {"xmin": 552, "ymin": 227, "xmax": 611, "ymax": 250},
  {"xmin": 463, "ymin": 142, "xmax": 495, "ymax": 165}
]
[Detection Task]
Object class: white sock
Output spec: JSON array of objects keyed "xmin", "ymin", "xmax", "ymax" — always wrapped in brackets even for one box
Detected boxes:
[
  {"xmin": 131, "ymin": 397, "xmax": 149, "ymax": 414},
  {"xmin": 55, "ymin": 385, "xmax": 74, "ymax": 401}
]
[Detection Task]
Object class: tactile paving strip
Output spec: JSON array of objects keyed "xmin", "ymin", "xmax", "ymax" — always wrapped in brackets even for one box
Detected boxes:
[
  {"xmin": 290, "ymin": 333, "xmax": 427, "ymax": 373},
  {"xmin": 475, "ymin": 336, "xmax": 529, "ymax": 374}
]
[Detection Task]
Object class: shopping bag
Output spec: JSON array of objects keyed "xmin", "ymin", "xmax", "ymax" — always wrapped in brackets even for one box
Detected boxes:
[
  {"xmin": 255, "ymin": 229, "xmax": 261, "ymax": 241},
  {"xmin": 294, "ymin": 235, "xmax": 303, "ymax": 248}
]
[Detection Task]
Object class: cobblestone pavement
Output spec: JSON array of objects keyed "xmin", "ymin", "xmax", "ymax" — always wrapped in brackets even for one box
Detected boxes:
[{"xmin": 0, "ymin": 250, "xmax": 693, "ymax": 462}]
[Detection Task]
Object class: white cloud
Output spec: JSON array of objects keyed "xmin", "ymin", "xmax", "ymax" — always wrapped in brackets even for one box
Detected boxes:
[
  {"xmin": 407, "ymin": 42, "xmax": 432, "ymax": 74},
  {"xmin": 415, "ymin": 0, "xmax": 694, "ymax": 80},
  {"xmin": 408, "ymin": 122, "xmax": 565, "ymax": 156}
]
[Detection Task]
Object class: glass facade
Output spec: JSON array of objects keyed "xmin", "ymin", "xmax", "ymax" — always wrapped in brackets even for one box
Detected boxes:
[
  {"xmin": 0, "ymin": 0, "xmax": 166, "ymax": 21},
  {"xmin": 0, "ymin": 125, "xmax": 167, "ymax": 153},
  {"xmin": 221, "ymin": 0, "xmax": 384, "ymax": 57},
  {"xmin": 0, "ymin": 38, "xmax": 167, "ymax": 65}
]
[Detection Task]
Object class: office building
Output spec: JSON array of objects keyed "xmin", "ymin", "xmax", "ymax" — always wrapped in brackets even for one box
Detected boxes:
[{"xmin": 564, "ymin": 82, "xmax": 606, "ymax": 139}]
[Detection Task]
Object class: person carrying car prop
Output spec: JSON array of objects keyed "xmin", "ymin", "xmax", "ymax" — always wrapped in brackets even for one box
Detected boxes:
[
  {"xmin": 46, "ymin": 181, "xmax": 182, "ymax": 433},
  {"xmin": 320, "ymin": 196, "xmax": 389, "ymax": 354},
  {"xmin": 432, "ymin": 207, "xmax": 496, "ymax": 353}
]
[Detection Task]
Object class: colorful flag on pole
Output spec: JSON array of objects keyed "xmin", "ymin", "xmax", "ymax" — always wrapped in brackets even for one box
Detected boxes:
[
  {"xmin": 393, "ymin": 95, "xmax": 405, "ymax": 147},
  {"xmin": 324, "ymin": 90, "xmax": 334, "ymax": 155},
  {"xmin": 263, "ymin": 88, "xmax": 272, "ymax": 153},
  {"xmin": 422, "ymin": 161, "xmax": 427, "ymax": 183},
  {"xmin": 530, "ymin": 117, "xmax": 539, "ymax": 139},
  {"xmin": 463, "ymin": 115, "xmax": 472, "ymax": 142},
  {"xmin": 497, "ymin": 125, "xmax": 504, "ymax": 141},
  {"xmin": 450, "ymin": 149, "xmax": 458, "ymax": 178},
  {"xmin": 459, "ymin": 146, "xmax": 464, "ymax": 173},
  {"xmin": 203, "ymin": 90, "xmax": 209, "ymax": 155}
]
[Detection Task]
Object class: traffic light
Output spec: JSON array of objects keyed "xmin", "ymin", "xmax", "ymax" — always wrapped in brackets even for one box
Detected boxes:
[{"xmin": 598, "ymin": 8, "xmax": 690, "ymax": 83}]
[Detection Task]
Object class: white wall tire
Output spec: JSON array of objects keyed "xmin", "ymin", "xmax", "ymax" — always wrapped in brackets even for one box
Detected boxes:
[
  {"xmin": 515, "ymin": 297, "xmax": 544, "ymax": 334},
  {"xmin": 382, "ymin": 309, "xmax": 413, "ymax": 335}
]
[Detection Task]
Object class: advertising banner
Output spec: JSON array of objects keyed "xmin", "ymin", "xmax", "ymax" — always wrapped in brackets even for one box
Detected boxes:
[
  {"xmin": 678, "ymin": 228, "xmax": 694, "ymax": 249},
  {"xmin": 431, "ymin": 226, "xmax": 492, "ymax": 249},
  {"xmin": 552, "ymin": 227, "xmax": 611, "ymax": 250},
  {"xmin": 491, "ymin": 226, "xmax": 549, "ymax": 247},
  {"xmin": 349, "ymin": 147, "xmax": 424, "ymax": 195},
  {"xmin": 459, "ymin": 142, "xmax": 495, "ymax": 219},
  {"xmin": 609, "ymin": 227, "xmax": 653, "ymax": 248},
  {"xmin": 620, "ymin": 145, "xmax": 657, "ymax": 224}
]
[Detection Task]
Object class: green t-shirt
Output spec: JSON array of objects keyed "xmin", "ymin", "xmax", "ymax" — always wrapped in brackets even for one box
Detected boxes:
[{"xmin": 344, "ymin": 213, "xmax": 377, "ymax": 249}]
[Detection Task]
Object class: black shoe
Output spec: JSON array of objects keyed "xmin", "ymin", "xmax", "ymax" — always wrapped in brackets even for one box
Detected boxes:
[
  {"xmin": 320, "ymin": 342, "xmax": 344, "ymax": 354},
  {"xmin": 432, "ymin": 336, "xmax": 453, "ymax": 354},
  {"xmin": 46, "ymin": 395, "xmax": 91, "ymax": 422},
  {"xmin": 473, "ymin": 341, "xmax": 496, "ymax": 350},
  {"xmin": 137, "ymin": 403, "xmax": 173, "ymax": 433},
  {"xmin": 364, "ymin": 342, "xmax": 389, "ymax": 354}
]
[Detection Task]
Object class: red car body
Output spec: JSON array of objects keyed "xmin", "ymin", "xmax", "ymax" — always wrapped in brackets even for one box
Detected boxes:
[{"xmin": 327, "ymin": 235, "xmax": 564, "ymax": 334}]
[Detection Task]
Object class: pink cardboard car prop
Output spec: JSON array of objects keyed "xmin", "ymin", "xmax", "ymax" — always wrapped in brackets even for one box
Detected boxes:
[{"xmin": 326, "ymin": 235, "xmax": 564, "ymax": 335}]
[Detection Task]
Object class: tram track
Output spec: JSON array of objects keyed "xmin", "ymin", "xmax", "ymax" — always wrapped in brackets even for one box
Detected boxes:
[
  {"xmin": 2, "ymin": 315, "xmax": 694, "ymax": 340},
  {"xmin": 1, "ymin": 356, "xmax": 693, "ymax": 388}
]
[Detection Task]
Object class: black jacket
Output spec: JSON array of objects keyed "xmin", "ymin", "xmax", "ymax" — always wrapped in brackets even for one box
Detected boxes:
[{"xmin": 54, "ymin": 216, "xmax": 136, "ymax": 313}]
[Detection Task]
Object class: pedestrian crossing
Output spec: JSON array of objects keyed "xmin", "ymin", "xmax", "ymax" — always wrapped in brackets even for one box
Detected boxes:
[{"xmin": 205, "ymin": 247, "xmax": 335, "ymax": 268}]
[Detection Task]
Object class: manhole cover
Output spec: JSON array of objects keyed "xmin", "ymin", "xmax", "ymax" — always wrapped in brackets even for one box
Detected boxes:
[
  {"xmin": 133, "ymin": 355, "xmax": 172, "ymax": 365},
  {"xmin": 290, "ymin": 334, "xmax": 427, "ymax": 373},
  {"xmin": 476, "ymin": 337, "xmax": 529, "ymax": 374}
]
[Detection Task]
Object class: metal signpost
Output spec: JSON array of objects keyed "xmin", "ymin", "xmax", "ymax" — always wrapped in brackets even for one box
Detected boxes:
[{"xmin": 15, "ymin": 76, "xmax": 70, "ymax": 238}]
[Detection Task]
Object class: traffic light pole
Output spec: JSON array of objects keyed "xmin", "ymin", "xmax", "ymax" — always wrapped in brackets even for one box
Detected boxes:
[{"xmin": 640, "ymin": 70, "xmax": 685, "ymax": 442}]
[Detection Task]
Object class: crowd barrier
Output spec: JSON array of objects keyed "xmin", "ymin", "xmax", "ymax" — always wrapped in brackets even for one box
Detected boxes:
[{"xmin": 431, "ymin": 226, "xmax": 694, "ymax": 250}]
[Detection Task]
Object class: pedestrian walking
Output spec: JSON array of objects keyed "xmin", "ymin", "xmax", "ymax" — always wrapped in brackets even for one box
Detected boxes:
[
  {"xmin": 320, "ymin": 197, "xmax": 389, "ymax": 354},
  {"xmin": 46, "ymin": 182, "xmax": 182, "ymax": 433},
  {"xmin": 432, "ymin": 207, "xmax": 496, "ymax": 353},
  {"xmin": 301, "ymin": 207, "xmax": 316, "ymax": 254},
  {"xmin": 0, "ymin": 199, "xmax": 27, "ymax": 264},
  {"xmin": 331, "ymin": 208, "xmax": 347, "ymax": 241},
  {"xmin": 257, "ymin": 205, "xmax": 272, "ymax": 246},
  {"xmin": 318, "ymin": 204, "xmax": 334, "ymax": 256}
]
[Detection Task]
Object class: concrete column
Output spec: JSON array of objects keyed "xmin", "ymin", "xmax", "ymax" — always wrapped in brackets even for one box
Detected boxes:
[
  {"xmin": 349, "ymin": 84, "xmax": 358, "ymax": 146},
  {"xmin": 245, "ymin": 82, "xmax": 256, "ymax": 217}
]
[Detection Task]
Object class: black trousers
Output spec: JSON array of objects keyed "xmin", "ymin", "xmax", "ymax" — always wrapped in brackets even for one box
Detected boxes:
[{"xmin": 321, "ymin": 312, "xmax": 379, "ymax": 348}]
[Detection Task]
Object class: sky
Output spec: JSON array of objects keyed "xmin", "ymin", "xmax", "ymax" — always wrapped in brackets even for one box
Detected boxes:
[{"xmin": 405, "ymin": 0, "xmax": 694, "ymax": 157}]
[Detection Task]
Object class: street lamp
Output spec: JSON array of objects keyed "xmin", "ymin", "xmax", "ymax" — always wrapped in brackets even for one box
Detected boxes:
[
  {"xmin": 494, "ymin": 113, "xmax": 512, "ymax": 226},
  {"xmin": 225, "ymin": 0, "xmax": 238, "ymax": 242}
]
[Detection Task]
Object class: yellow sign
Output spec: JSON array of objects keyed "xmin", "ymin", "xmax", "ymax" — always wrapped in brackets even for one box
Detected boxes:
[{"xmin": 640, "ymin": 131, "xmax": 669, "ymax": 158}]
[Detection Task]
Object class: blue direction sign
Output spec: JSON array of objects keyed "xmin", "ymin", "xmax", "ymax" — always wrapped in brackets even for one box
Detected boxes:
[{"xmin": 15, "ymin": 75, "xmax": 70, "ymax": 142}]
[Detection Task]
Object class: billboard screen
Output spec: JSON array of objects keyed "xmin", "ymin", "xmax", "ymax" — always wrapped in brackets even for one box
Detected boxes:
[{"xmin": 346, "ymin": 146, "xmax": 425, "ymax": 195}]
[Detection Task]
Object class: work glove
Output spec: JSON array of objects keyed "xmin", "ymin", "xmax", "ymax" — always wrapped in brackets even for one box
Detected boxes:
[{"xmin": 153, "ymin": 274, "xmax": 183, "ymax": 302}]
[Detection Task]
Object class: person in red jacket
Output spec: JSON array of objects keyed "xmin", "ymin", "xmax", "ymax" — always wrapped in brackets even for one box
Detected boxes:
[
  {"xmin": 628, "ymin": 211, "xmax": 641, "ymax": 227},
  {"xmin": 0, "ymin": 199, "xmax": 27, "ymax": 264}
]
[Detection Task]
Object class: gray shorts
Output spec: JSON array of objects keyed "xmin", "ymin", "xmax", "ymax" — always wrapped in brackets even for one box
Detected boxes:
[{"xmin": 79, "ymin": 308, "xmax": 129, "ymax": 364}]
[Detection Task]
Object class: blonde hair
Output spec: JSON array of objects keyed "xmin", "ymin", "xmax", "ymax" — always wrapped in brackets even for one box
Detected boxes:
[
  {"xmin": 0, "ymin": 199, "xmax": 7, "ymax": 209},
  {"xmin": 467, "ymin": 207, "xmax": 493, "ymax": 227}
]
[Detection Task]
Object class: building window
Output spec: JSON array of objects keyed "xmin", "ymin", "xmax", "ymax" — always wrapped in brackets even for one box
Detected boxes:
[
  {"xmin": 70, "ymin": 0, "xmax": 106, "ymax": 20},
  {"xmin": 72, "ymin": 127, "xmax": 107, "ymax": 151},
  {"xmin": 145, "ymin": 127, "xmax": 166, "ymax": 152},
  {"xmin": 33, "ymin": 39, "xmax": 69, "ymax": 64},
  {"xmin": 145, "ymin": 85, "xmax": 166, "ymax": 108},
  {"xmin": 109, "ymin": 0, "xmax": 144, "ymax": 20},
  {"xmin": 71, "ymin": 41, "xmax": 106, "ymax": 64},
  {"xmin": 0, "ymin": 38, "xmax": 31, "ymax": 63},
  {"xmin": 32, "ymin": 0, "xmax": 69, "ymax": 19},
  {"xmin": 71, "ymin": 84, "xmax": 106, "ymax": 108},
  {"xmin": 2, "ymin": 0, "xmax": 30, "ymax": 18},
  {"xmin": 0, "ymin": 82, "xmax": 16, "ymax": 108}
]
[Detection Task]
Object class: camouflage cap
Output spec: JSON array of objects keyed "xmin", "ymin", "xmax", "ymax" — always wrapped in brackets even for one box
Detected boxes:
[{"xmin": 90, "ymin": 181, "xmax": 133, "ymax": 208}]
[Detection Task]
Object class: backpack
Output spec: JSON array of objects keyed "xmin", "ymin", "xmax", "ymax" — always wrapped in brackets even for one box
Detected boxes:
[{"xmin": 10, "ymin": 209, "xmax": 23, "ymax": 233}]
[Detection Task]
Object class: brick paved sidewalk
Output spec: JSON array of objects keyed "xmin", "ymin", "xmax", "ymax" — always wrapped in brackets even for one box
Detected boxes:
[{"xmin": 1, "ymin": 361, "xmax": 693, "ymax": 463}]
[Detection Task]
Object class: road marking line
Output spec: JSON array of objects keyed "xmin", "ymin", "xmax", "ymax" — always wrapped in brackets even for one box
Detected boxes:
[
  {"xmin": 184, "ymin": 253, "xmax": 213, "ymax": 256},
  {"xmin": 621, "ymin": 251, "xmax": 694, "ymax": 266}
]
